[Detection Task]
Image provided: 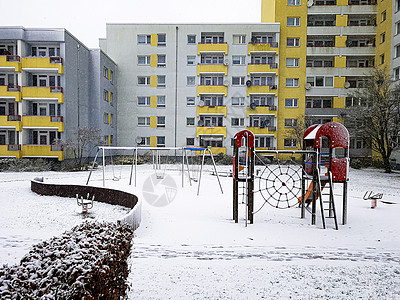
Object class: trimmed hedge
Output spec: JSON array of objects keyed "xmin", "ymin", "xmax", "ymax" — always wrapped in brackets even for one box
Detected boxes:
[{"xmin": 0, "ymin": 221, "xmax": 133, "ymax": 299}]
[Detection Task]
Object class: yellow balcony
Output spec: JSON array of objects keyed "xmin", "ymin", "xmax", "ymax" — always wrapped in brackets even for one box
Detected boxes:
[
  {"xmin": 247, "ymin": 63, "xmax": 278, "ymax": 76},
  {"xmin": 0, "ymin": 145, "xmax": 22, "ymax": 158},
  {"xmin": 246, "ymin": 126, "xmax": 277, "ymax": 136},
  {"xmin": 246, "ymin": 106, "xmax": 277, "ymax": 117},
  {"xmin": 0, "ymin": 55, "xmax": 21, "ymax": 72},
  {"xmin": 22, "ymin": 86, "xmax": 64, "ymax": 103},
  {"xmin": 197, "ymin": 106, "xmax": 227, "ymax": 117},
  {"xmin": 197, "ymin": 85, "xmax": 227, "ymax": 96},
  {"xmin": 0, "ymin": 115, "xmax": 22, "ymax": 131},
  {"xmin": 248, "ymin": 43, "xmax": 279, "ymax": 55},
  {"xmin": 22, "ymin": 145, "xmax": 63, "ymax": 161},
  {"xmin": 0, "ymin": 85, "xmax": 21, "ymax": 102},
  {"xmin": 247, "ymin": 85, "xmax": 278, "ymax": 96},
  {"xmin": 197, "ymin": 64, "xmax": 227, "ymax": 75},
  {"xmin": 21, "ymin": 57, "xmax": 64, "ymax": 74},
  {"xmin": 196, "ymin": 126, "xmax": 227, "ymax": 137},
  {"xmin": 198, "ymin": 43, "xmax": 228, "ymax": 55},
  {"xmin": 22, "ymin": 116, "xmax": 64, "ymax": 132},
  {"xmin": 209, "ymin": 147, "xmax": 226, "ymax": 155}
]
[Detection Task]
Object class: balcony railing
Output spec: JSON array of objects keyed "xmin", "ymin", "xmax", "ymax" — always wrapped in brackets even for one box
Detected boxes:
[
  {"xmin": 6, "ymin": 85, "xmax": 21, "ymax": 92},
  {"xmin": 307, "ymin": 42, "xmax": 335, "ymax": 47},
  {"xmin": 348, "ymin": 0, "xmax": 376, "ymax": 4},
  {"xmin": 249, "ymin": 84, "xmax": 277, "ymax": 89},
  {"xmin": 51, "ymin": 116, "xmax": 63, "ymax": 122},
  {"xmin": 6, "ymin": 55, "xmax": 21, "ymax": 62},
  {"xmin": 50, "ymin": 57, "xmax": 63, "ymax": 64},
  {"xmin": 249, "ymin": 41, "xmax": 279, "ymax": 48},
  {"xmin": 51, "ymin": 144, "xmax": 63, "ymax": 151},
  {"xmin": 198, "ymin": 41, "xmax": 227, "ymax": 44},
  {"xmin": 50, "ymin": 87, "xmax": 63, "ymax": 93},
  {"xmin": 8, "ymin": 144, "xmax": 21, "ymax": 151},
  {"xmin": 248, "ymin": 62, "xmax": 278, "ymax": 68},
  {"xmin": 7, "ymin": 115, "xmax": 21, "ymax": 121}
]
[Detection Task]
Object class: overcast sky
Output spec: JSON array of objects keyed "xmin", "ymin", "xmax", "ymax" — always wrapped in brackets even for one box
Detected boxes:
[{"xmin": 1, "ymin": 0, "xmax": 261, "ymax": 48}]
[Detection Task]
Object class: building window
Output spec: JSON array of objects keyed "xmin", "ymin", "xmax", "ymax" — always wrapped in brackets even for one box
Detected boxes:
[
  {"xmin": 396, "ymin": 45, "xmax": 400, "ymax": 58},
  {"xmin": 287, "ymin": 38, "xmax": 300, "ymax": 47},
  {"xmin": 232, "ymin": 97, "xmax": 245, "ymax": 106},
  {"xmin": 157, "ymin": 34, "xmax": 166, "ymax": 46},
  {"xmin": 186, "ymin": 117, "xmax": 195, "ymax": 126},
  {"xmin": 157, "ymin": 136, "xmax": 165, "ymax": 147},
  {"xmin": 157, "ymin": 75, "xmax": 166, "ymax": 87},
  {"xmin": 250, "ymin": 95, "xmax": 274, "ymax": 107},
  {"xmin": 157, "ymin": 55, "xmax": 166, "ymax": 67},
  {"xmin": 249, "ymin": 115, "xmax": 273, "ymax": 127},
  {"xmin": 103, "ymin": 90, "xmax": 108, "ymax": 102},
  {"xmin": 231, "ymin": 117, "xmax": 245, "ymax": 127},
  {"xmin": 306, "ymin": 76, "xmax": 333, "ymax": 87},
  {"xmin": 138, "ymin": 117, "xmax": 150, "ymax": 126},
  {"xmin": 286, "ymin": 58, "xmax": 299, "ymax": 67},
  {"xmin": 187, "ymin": 56, "xmax": 196, "ymax": 65},
  {"xmin": 138, "ymin": 137, "xmax": 150, "ymax": 146},
  {"xmin": 397, "ymin": 0, "xmax": 400, "ymax": 12},
  {"xmin": 380, "ymin": 33, "xmax": 385, "ymax": 44},
  {"xmin": 380, "ymin": 54, "xmax": 385, "ymax": 65},
  {"xmin": 345, "ymin": 97, "xmax": 367, "ymax": 107},
  {"xmin": 103, "ymin": 67, "xmax": 109, "ymax": 78},
  {"xmin": 232, "ymin": 77, "xmax": 245, "ymax": 86},
  {"xmin": 138, "ymin": 35, "xmax": 151, "ymax": 44},
  {"xmin": 138, "ymin": 55, "xmax": 151, "ymax": 65},
  {"xmin": 200, "ymin": 54, "xmax": 224, "ymax": 64},
  {"xmin": 381, "ymin": 11, "xmax": 386, "ymax": 22},
  {"xmin": 284, "ymin": 138, "xmax": 297, "ymax": 148},
  {"xmin": 232, "ymin": 56, "xmax": 246, "ymax": 65},
  {"xmin": 187, "ymin": 35, "xmax": 196, "ymax": 44},
  {"xmin": 286, "ymin": 78, "xmax": 299, "ymax": 87},
  {"xmin": 233, "ymin": 35, "xmax": 246, "ymax": 44},
  {"xmin": 394, "ymin": 68, "xmax": 400, "ymax": 80},
  {"xmin": 187, "ymin": 76, "xmax": 196, "ymax": 86},
  {"xmin": 157, "ymin": 116, "xmax": 165, "ymax": 128},
  {"xmin": 255, "ymin": 136, "xmax": 272, "ymax": 148},
  {"xmin": 251, "ymin": 76, "xmax": 274, "ymax": 86},
  {"xmin": 138, "ymin": 96, "xmax": 151, "ymax": 106},
  {"xmin": 187, "ymin": 97, "xmax": 195, "ymax": 106},
  {"xmin": 285, "ymin": 98, "xmax": 298, "ymax": 107},
  {"xmin": 103, "ymin": 113, "xmax": 109, "ymax": 124},
  {"xmin": 285, "ymin": 118, "xmax": 298, "ymax": 128},
  {"xmin": 306, "ymin": 97, "xmax": 332, "ymax": 108},
  {"xmin": 186, "ymin": 138, "xmax": 195, "ymax": 146},
  {"xmin": 287, "ymin": 17, "xmax": 300, "ymax": 27},
  {"xmin": 199, "ymin": 115, "xmax": 223, "ymax": 127},
  {"xmin": 287, "ymin": 0, "xmax": 300, "ymax": 5},
  {"xmin": 138, "ymin": 76, "xmax": 151, "ymax": 85},
  {"xmin": 157, "ymin": 96, "xmax": 166, "ymax": 107},
  {"xmin": 397, "ymin": 22, "xmax": 400, "ymax": 35},
  {"xmin": 200, "ymin": 75, "xmax": 223, "ymax": 86},
  {"xmin": 200, "ymin": 95, "xmax": 223, "ymax": 106}
]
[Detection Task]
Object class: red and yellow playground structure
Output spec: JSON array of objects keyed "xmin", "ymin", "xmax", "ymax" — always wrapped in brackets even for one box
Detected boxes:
[{"xmin": 233, "ymin": 122, "xmax": 350, "ymax": 229}]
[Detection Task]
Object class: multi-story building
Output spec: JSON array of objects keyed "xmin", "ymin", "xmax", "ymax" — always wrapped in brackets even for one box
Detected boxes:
[
  {"xmin": 0, "ymin": 27, "xmax": 117, "ymax": 161},
  {"xmin": 101, "ymin": 23, "xmax": 280, "ymax": 155},
  {"xmin": 261, "ymin": 0, "xmax": 396, "ymax": 158}
]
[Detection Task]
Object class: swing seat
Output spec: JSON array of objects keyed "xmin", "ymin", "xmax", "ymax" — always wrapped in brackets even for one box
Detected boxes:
[{"xmin": 113, "ymin": 176, "xmax": 121, "ymax": 181}]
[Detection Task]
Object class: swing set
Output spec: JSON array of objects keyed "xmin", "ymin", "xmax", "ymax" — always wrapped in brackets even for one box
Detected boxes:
[{"xmin": 86, "ymin": 146, "xmax": 224, "ymax": 196}]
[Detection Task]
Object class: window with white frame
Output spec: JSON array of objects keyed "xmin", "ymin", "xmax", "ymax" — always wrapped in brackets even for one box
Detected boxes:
[
  {"xmin": 27, "ymin": 102, "xmax": 60, "ymax": 116},
  {"xmin": 186, "ymin": 137, "xmax": 195, "ymax": 146},
  {"xmin": 29, "ymin": 130, "xmax": 60, "ymax": 145},
  {"xmin": 231, "ymin": 117, "xmax": 245, "ymax": 127},
  {"xmin": 287, "ymin": 38, "xmax": 300, "ymax": 47},
  {"xmin": 201, "ymin": 34, "xmax": 224, "ymax": 44},
  {"xmin": 138, "ymin": 117, "xmax": 150, "ymax": 126},
  {"xmin": 309, "ymin": 117, "xmax": 332, "ymax": 124},
  {"xmin": 232, "ymin": 77, "xmax": 245, "ymax": 86},
  {"xmin": 249, "ymin": 115, "xmax": 274, "ymax": 127},
  {"xmin": 200, "ymin": 95, "xmax": 223, "ymax": 106},
  {"xmin": 157, "ymin": 96, "xmax": 166, "ymax": 107},
  {"xmin": 306, "ymin": 97, "xmax": 332, "ymax": 108},
  {"xmin": 139, "ymin": 137, "xmax": 151, "ymax": 146},
  {"xmin": 255, "ymin": 136, "xmax": 272, "ymax": 148},
  {"xmin": 138, "ymin": 55, "xmax": 151, "ymax": 65},
  {"xmin": 0, "ymin": 129, "xmax": 18, "ymax": 145},
  {"xmin": 187, "ymin": 56, "xmax": 196, "ymax": 65},
  {"xmin": 231, "ymin": 97, "xmax": 245, "ymax": 106},
  {"xmin": 250, "ymin": 95, "xmax": 274, "ymax": 107},
  {"xmin": 251, "ymin": 35, "xmax": 274, "ymax": 44},
  {"xmin": 103, "ymin": 113, "xmax": 109, "ymax": 124},
  {"xmin": 157, "ymin": 136, "xmax": 165, "ymax": 147},
  {"xmin": 157, "ymin": 34, "xmax": 166, "ymax": 46},
  {"xmin": 103, "ymin": 67, "xmax": 109, "ymax": 78},
  {"xmin": 103, "ymin": 90, "xmax": 109, "ymax": 102},
  {"xmin": 285, "ymin": 98, "xmax": 298, "ymax": 107},
  {"xmin": 286, "ymin": 58, "xmax": 299, "ymax": 67},
  {"xmin": 286, "ymin": 78, "xmax": 299, "ymax": 87},
  {"xmin": 306, "ymin": 76, "xmax": 333, "ymax": 87},
  {"xmin": 187, "ymin": 76, "xmax": 196, "ymax": 86},
  {"xmin": 252, "ymin": 76, "xmax": 274, "ymax": 86},
  {"xmin": 200, "ymin": 75, "xmax": 223, "ymax": 86},
  {"xmin": 186, "ymin": 117, "xmax": 195, "ymax": 126},
  {"xmin": 157, "ymin": 75, "xmax": 166, "ymax": 87},
  {"xmin": 187, "ymin": 35, "xmax": 196, "ymax": 44},
  {"xmin": 397, "ymin": 21, "xmax": 400, "ymax": 35},
  {"xmin": 200, "ymin": 54, "xmax": 224, "ymax": 65},
  {"xmin": 138, "ymin": 96, "xmax": 151, "ymax": 106},
  {"xmin": 157, "ymin": 116, "xmax": 165, "ymax": 127},
  {"xmin": 138, "ymin": 76, "xmax": 151, "ymax": 85},
  {"xmin": 285, "ymin": 118, "xmax": 298, "ymax": 128},
  {"xmin": 284, "ymin": 138, "xmax": 297, "ymax": 148},
  {"xmin": 138, "ymin": 35, "xmax": 151, "ymax": 44},
  {"xmin": 251, "ymin": 55, "xmax": 274, "ymax": 65},
  {"xmin": 287, "ymin": 17, "xmax": 300, "ymax": 27},
  {"xmin": 186, "ymin": 97, "xmax": 195, "ymax": 106},
  {"xmin": 287, "ymin": 0, "xmax": 300, "ymax": 5},
  {"xmin": 199, "ymin": 135, "xmax": 223, "ymax": 147},
  {"xmin": 232, "ymin": 56, "xmax": 246, "ymax": 65},
  {"xmin": 394, "ymin": 68, "xmax": 400, "ymax": 80},
  {"xmin": 157, "ymin": 55, "xmax": 166, "ymax": 67},
  {"xmin": 199, "ymin": 115, "xmax": 223, "ymax": 127},
  {"xmin": 233, "ymin": 35, "xmax": 246, "ymax": 44},
  {"xmin": 350, "ymin": 138, "xmax": 368, "ymax": 149},
  {"xmin": 32, "ymin": 75, "xmax": 61, "ymax": 87},
  {"xmin": 31, "ymin": 45, "xmax": 60, "ymax": 57},
  {"xmin": 345, "ymin": 97, "xmax": 367, "ymax": 107}
]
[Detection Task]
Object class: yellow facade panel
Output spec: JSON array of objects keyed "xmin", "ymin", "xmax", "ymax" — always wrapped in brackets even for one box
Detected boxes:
[
  {"xmin": 261, "ymin": 0, "xmax": 276, "ymax": 23},
  {"xmin": 334, "ymin": 96, "xmax": 345, "ymax": 109},
  {"xmin": 22, "ymin": 116, "xmax": 64, "ymax": 132},
  {"xmin": 248, "ymin": 43, "xmax": 279, "ymax": 55},
  {"xmin": 197, "ymin": 64, "xmax": 227, "ymax": 76},
  {"xmin": 334, "ymin": 56, "xmax": 346, "ymax": 68},
  {"xmin": 151, "ymin": 34, "xmax": 158, "ymax": 47},
  {"xmin": 150, "ymin": 116, "xmax": 157, "ymax": 128},
  {"xmin": 22, "ymin": 145, "xmax": 63, "ymax": 161},
  {"xmin": 247, "ymin": 64, "xmax": 278, "ymax": 76},
  {"xmin": 336, "ymin": 0, "xmax": 348, "ymax": 5},
  {"xmin": 0, "ymin": 56, "xmax": 21, "ymax": 72},
  {"xmin": 150, "ymin": 54, "xmax": 157, "ymax": 67},
  {"xmin": 0, "ymin": 86, "xmax": 21, "ymax": 102},
  {"xmin": 247, "ymin": 85, "xmax": 278, "ymax": 96},
  {"xmin": 0, "ymin": 116, "xmax": 22, "ymax": 131},
  {"xmin": 335, "ymin": 36, "xmax": 347, "ymax": 48},
  {"xmin": 21, "ymin": 57, "xmax": 63, "ymax": 74},
  {"xmin": 196, "ymin": 126, "xmax": 227, "ymax": 137},
  {"xmin": 336, "ymin": 15, "xmax": 348, "ymax": 27},
  {"xmin": 209, "ymin": 147, "xmax": 226, "ymax": 155},
  {"xmin": 197, "ymin": 106, "xmax": 227, "ymax": 117},
  {"xmin": 150, "ymin": 95, "xmax": 157, "ymax": 108},
  {"xmin": 197, "ymin": 85, "xmax": 227, "ymax": 96},
  {"xmin": 150, "ymin": 136, "xmax": 157, "ymax": 147},
  {"xmin": 0, "ymin": 145, "xmax": 22, "ymax": 158},
  {"xmin": 22, "ymin": 86, "xmax": 63, "ymax": 103},
  {"xmin": 150, "ymin": 75, "xmax": 157, "ymax": 88},
  {"xmin": 197, "ymin": 43, "xmax": 228, "ymax": 55},
  {"xmin": 334, "ymin": 77, "xmax": 346, "ymax": 88},
  {"xmin": 246, "ymin": 106, "xmax": 277, "ymax": 118}
]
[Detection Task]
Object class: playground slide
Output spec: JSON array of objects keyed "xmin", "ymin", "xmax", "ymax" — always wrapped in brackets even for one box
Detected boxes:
[{"xmin": 298, "ymin": 181, "xmax": 326, "ymax": 204}]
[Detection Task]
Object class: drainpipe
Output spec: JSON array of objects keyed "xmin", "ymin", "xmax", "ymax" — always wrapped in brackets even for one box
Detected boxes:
[{"xmin": 174, "ymin": 26, "xmax": 179, "ymax": 148}]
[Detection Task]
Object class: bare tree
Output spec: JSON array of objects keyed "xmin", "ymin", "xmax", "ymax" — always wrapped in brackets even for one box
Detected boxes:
[
  {"xmin": 57, "ymin": 127, "xmax": 104, "ymax": 170},
  {"xmin": 344, "ymin": 68, "xmax": 400, "ymax": 173},
  {"xmin": 284, "ymin": 115, "xmax": 313, "ymax": 149}
]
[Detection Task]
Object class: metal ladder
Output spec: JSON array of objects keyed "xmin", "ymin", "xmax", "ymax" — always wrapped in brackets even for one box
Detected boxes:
[{"xmin": 316, "ymin": 169, "xmax": 338, "ymax": 230}]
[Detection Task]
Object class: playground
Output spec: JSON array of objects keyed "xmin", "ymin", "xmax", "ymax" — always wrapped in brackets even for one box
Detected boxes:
[{"xmin": 1, "ymin": 123, "xmax": 400, "ymax": 298}]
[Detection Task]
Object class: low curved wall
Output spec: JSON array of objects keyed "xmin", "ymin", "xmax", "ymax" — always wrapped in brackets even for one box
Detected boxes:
[{"xmin": 31, "ymin": 178, "xmax": 141, "ymax": 230}]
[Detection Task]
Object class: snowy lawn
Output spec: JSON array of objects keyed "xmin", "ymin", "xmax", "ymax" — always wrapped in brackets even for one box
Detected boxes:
[{"xmin": 1, "ymin": 165, "xmax": 400, "ymax": 299}]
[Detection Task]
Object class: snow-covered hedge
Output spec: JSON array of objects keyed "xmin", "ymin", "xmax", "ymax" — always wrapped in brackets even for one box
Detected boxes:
[{"xmin": 0, "ymin": 221, "xmax": 134, "ymax": 299}]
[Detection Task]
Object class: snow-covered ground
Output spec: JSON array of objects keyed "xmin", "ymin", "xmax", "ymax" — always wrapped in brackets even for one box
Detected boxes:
[{"xmin": 1, "ymin": 165, "xmax": 400, "ymax": 299}]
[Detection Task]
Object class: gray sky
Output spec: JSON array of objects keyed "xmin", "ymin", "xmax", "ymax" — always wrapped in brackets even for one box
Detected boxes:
[{"xmin": 1, "ymin": 0, "xmax": 261, "ymax": 48}]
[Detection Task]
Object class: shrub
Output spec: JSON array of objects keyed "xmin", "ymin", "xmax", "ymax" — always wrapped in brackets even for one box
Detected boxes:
[{"xmin": 0, "ymin": 158, "xmax": 52, "ymax": 172}]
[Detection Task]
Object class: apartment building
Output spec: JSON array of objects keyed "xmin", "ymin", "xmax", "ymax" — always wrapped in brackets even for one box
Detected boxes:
[
  {"xmin": 100, "ymin": 23, "xmax": 280, "ymax": 155},
  {"xmin": 261, "ymin": 0, "xmax": 396, "ymax": 157},
  {"xmin": 0, "ymin": 27, "xmax": 117, "ymax": 161}
]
